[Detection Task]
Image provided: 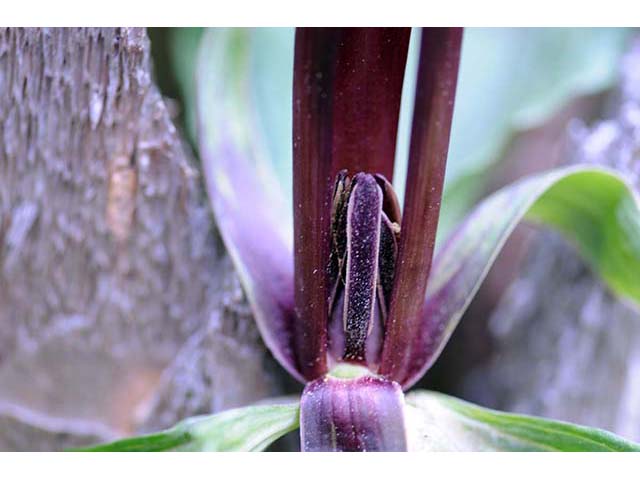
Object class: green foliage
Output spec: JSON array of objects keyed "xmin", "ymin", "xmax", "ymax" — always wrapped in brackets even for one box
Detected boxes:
[
  {"xmin": 80, "ymin": 403, "xmax": 299, "ymax": 452},
  {"xmin": 431, "ymin": 166, "xmax": 640, "ymax": 307},
  {"xmin": 166, "ymin": 27, "xmax": 203, "ymax": 145},
  {"xmin": 406, "ymin": 390, "xmax": 640, "ymax": 452},
  {"xmin": 526, "ymin": 169, "xmax": 640, "ymax": 302},
  {"xmin": 450, "ymin": 28, "xmax": 629, "ymax": 180},
  {"xmin": 395, "ymin": 28, "xmax": 630, "ymax": 237},
  {"xmin": 80, "ymin": 390, "xmax": 640, "ymax": 452},
  {"xmin": 421, "ymin": 167, "xmax": 640, "ymax": 375}
]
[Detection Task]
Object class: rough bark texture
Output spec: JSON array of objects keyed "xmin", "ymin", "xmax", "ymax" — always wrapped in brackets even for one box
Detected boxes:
[
  {"xmin": 458, "ymin": 38, "xmax": 640, "ymax": 440},
  {"xmin": 0, "ymin": 28, "xmax": 283, "ymax": 451}
]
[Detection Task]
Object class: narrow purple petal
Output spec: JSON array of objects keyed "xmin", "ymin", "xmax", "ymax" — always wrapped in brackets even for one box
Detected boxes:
[
  {"xmin": 380, "ymin": 28, "xmax": 462, "ymax": 384},
  {"xmin": 196, "ymin": 29, "xmax": 303, "ymax": 381},
  {"xmin": 293, "ymin": 28, "xmax": 336, "ymax": 379},
  {"xmin": 293, "ymin": 28, "xmax": 410, "ymax": 380},
  {"xmin": 300, "ymin": 375, "xmax": 408, "ymax": 452}
]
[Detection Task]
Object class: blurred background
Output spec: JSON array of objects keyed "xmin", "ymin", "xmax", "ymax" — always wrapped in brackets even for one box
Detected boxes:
[{"xmin": 1, "ymin": 27, "xmax": 639, "ymax": 450}]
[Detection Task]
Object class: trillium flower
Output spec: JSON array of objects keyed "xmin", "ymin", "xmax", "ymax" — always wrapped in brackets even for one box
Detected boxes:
[
  {"xmin": 200, "ymin": 27, "xmax": 462, "ymax": 451},
  {"xmin": 84, "ymin": 27, "xmax": 640, "ymax": 453},
  {"xmin": 194, "ymin": 27, "xmax": 640, "ymax": 451}
]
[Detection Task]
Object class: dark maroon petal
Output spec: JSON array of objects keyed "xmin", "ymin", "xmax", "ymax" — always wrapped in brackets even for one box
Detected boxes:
[
  {"xmin": 300, "ymin": 375, "xmax": 408, "ymax": 452},
  {"xmin": 293, "ymin": 28, "xmax": 335, "ymax": 379},
  {"xmin": 293, "ymin": 28, "xmax": 410, "ymax": 380},
  {"xmin": 196, "ymin": 30, "xmax": 303, "ymax": 382},
  {"xmin": 380, "ymin": 28, "xmax": 462, "ymax": 385},
  {"xmin": 330, "ymin": 28, "xmax": 411, "ymax": 180}
]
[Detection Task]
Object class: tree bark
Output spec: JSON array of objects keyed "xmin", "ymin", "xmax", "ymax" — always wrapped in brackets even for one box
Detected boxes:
[
  {"xmin": 455, "ymin": 38, "xmax": 640, "ymax": 439},
  {"xmin": 0, "ymin": 27, "xmax": 283, "ymax": 451}
]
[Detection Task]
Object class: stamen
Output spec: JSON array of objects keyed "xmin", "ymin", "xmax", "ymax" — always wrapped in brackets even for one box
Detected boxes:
[
  {"xmin": 328, "ymin": 171, "xmax": 401, "ymax": 367},
  {"xmin": 328, "ymin": 170, "xmax": 351, "ymax": 310},
  {"xmin": 377, "ymin": 212, "xmax": 399, "ymax": 323},
  {"xmin": 343, "ymin": 174, "xmax": 383, "ymax": 360}
]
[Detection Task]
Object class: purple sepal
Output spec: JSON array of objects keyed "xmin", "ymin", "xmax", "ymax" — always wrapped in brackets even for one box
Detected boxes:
[
  {"xmin": 196, "ymin": 30, "xmax": 303, "ymax": 382},
  {"xmin": 300, "ymin": 375, "xmax": 408, "ymax": 452}
]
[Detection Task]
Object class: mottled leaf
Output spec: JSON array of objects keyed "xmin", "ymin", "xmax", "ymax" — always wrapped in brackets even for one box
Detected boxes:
[
  {"xmin": 80, "ymin": 402, "xmax": 300, "ymax": 452},
  {"xmin": 406, "ymin": 390, "xmax": 640, "ymax": 452},
  {"xmin": 396, "ymin": 166, "xmax": 640, "ymax": 388}
]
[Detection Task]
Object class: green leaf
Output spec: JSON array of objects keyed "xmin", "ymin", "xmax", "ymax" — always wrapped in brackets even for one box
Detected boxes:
[
  {"xmin": 435, "ymin": 165, "xmax": 640, "ymax": 304},
  {"xmin": 166, "ymin": 27, "xmax": 203, "ymax": 145},
  {"xmin": 79, "ymin": 402, "xmax": 300, "ymax": 452},
  {"xmin": 164, "ymin": 27, "xmax": 294, "ymax": 182},
  {"xmin": 448, "ymin": 28, "xmax": 630, "ymax": 208},
  {"xmin": 525, "ymin": 168, "xmax": 640, "ymax": 302},
  {"xmin": 395, "ymin": 28, "xmax": 631, "ymax": 238},
  {"xmin": 398, "ymin": 165, "xmax": 640, "ymax": 389},
  {"xmin": 249, "ymin": 28, "xmax": 294, "ymax": 197},
  {"xmin": 406, "ymin": 390, "xmax": 640, "ymax": 452}
]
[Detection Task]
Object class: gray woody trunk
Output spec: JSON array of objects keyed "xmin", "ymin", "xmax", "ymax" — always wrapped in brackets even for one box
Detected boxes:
[{"xmin": 0, "ymin": 28, "xmax": 283, "ymax": 451}]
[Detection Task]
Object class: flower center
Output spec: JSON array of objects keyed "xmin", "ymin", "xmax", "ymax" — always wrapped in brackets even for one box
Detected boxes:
[{"xmin": 327, "ymin": 171, "xmax": 401, "ymax": 370}]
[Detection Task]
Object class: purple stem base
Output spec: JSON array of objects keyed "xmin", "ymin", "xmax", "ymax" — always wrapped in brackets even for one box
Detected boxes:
[{"xmin": 300, "ymin": 374, "xmax": 408, "ymax": 452}]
